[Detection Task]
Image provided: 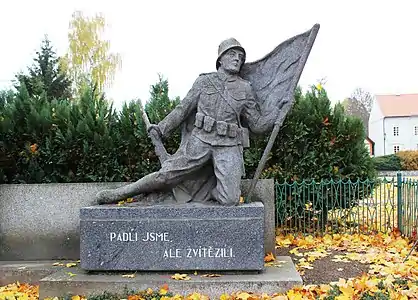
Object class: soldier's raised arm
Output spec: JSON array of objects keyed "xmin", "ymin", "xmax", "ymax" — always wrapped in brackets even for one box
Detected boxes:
[{"xmin": 156, "ymin": 76, "xmax": 203, "ymax": 138}]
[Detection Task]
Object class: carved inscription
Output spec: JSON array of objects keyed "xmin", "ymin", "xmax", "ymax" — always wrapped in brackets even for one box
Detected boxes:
[
  {"xmin": 109, "ymin": 231, "xmax": 235, "ymax": 258},
  {"xmin": 163, "ymin": 247, "xmax": 234, "ymax": 258}
]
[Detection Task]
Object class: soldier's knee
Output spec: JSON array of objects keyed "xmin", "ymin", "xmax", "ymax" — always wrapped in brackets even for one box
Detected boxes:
[
  {"xmin": 213, "ymin": 187, "xmax": 241, "ymax": 206},
  {"xmin": 155, "ymin": 170, "xmax": 182, "ymax": 187}
]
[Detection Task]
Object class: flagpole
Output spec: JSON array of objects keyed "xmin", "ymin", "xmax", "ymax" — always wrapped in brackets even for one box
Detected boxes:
[{"xmin": 246, "ymin": 24, "xmax": 320, "ymax": 202}]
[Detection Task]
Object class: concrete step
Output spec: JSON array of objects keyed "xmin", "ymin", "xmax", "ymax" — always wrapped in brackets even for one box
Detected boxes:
[
  {"xmin": 0, "ymin": 260, "xmax": 70, "ymax": 285},
  {"xmin": 39, "ymin": 256, "xmax": 302, "ymax": 299}
]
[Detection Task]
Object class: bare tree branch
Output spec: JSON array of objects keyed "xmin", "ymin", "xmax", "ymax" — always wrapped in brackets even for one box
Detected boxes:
[
  {"xmin": 350, "ymin": 87, "xmax": 373, "ymax": 113},
  {"xmin": 343, "ymin": 88, "xmax": 373, "ymax": 135}
]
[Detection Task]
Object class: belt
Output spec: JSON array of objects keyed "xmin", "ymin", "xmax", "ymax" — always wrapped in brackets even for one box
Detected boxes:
[{"xmin": 194, "ymin": 112, "xmax": 239, "ymax": 138}]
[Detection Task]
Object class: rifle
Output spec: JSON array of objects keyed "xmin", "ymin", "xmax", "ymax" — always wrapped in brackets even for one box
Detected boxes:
[{"xmin": 139, "ymin": 103, "xmax": 193, "ymax": 203}]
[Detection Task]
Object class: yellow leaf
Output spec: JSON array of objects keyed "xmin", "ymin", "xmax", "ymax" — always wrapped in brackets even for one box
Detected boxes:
[
  {"xmin": 66, "ymin": 263, "xmax": 77, "ymax": 268},
  {"xmin": 67, "ymin": 272, "xmax": 76, "ymax": 277},
  {"xmin": 72, "ymin": 296, "xmax": 81, "ymax": 300},
  {"xmin": 335, "ymin": 296, "xmax": 351, "ymax": 300},
  {"xmin": 171, "ymin": 273, "xmax": 191, "ymax": 281},
  {"xmin": 271, "ymin": 296, "xmax": 287, "ymax": 300},
  {"xmin": 220, "ymin": 294, "xmax": 230, "ymax": 300},
  {"xmin": 307, "ymin": 255, "xmax": 316, "ymax": 262},
  {"xmin": 286, "ymin": 289, "xmax": 302, "ymax": 300},
  {"xmin": 235, "ymin": 292, "xmax": 252, "ymax": 300},
  {"xmin": 185, "ymin": 292, "xmax": 209, "ymax": 300},
  {"xmin": 277, "ymin": 237, "xmax": 292, "ymax": 247},
  {"xmin": 122, "ymin": 274, "xmax": 135, "ymax": 278},
  {"xmin": 339, "ymin": 284, "xmax": 355, "ymax": 298},
  {"xmin": 319, "ymin": 284, "xmax": 331, "ymax": 293},
  {"xmin": 160, "ymin": 288, "xmax": 168, "ymax": 295}
]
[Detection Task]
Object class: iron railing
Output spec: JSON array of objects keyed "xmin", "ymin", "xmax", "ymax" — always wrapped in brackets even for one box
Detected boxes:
[{"xmin": 275, "ymin": 173, "xmax": 418, "ymax": 237}]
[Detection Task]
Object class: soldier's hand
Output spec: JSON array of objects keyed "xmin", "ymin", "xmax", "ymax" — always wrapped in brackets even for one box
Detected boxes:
[{"xmin": 147, "ymin": 124, "xmax": 162, "ymax": 139}]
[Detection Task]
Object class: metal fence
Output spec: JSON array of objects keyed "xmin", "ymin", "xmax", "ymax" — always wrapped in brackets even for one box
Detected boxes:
[{"xmin": 275, "ymin": 173, "xmax": 418, "ymax": 237}]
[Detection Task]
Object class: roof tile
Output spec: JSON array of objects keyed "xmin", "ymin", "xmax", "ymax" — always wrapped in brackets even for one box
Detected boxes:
[{"xmin": 376, "ymin": 94, "xmax": 418, "ymax": 117}]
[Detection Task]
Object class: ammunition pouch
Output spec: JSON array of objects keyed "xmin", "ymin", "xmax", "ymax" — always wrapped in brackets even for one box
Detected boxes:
[
  {"xmin": 194, "ymin": 112, "xmax": 204, "ymax": 128},
  {"xmin": 194, "ymin": 113, "xmax": 250, "ymax": 147},
  {"xmin": 216, "ymin": 121, "xmax": 228, "ymax": 136}
]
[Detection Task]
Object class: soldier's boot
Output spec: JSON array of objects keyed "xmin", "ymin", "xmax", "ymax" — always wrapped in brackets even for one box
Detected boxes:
[{"xmin": 95, "ymin": 172, "xmax": 164, "ymax": 204}]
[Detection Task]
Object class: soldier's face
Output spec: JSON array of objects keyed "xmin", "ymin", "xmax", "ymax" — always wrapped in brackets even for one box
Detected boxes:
[{"xmin": 219, "ymin": 48, "xmax": 244, "ymax": 74}]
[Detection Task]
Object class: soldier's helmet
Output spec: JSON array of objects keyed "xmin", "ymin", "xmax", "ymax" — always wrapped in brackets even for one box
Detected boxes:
[{"xmin": 216, "ymin": 38, "xmax": 246, "ymax": 70}]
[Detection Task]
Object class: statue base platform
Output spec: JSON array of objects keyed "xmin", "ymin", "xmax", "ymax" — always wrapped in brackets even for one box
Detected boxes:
[
  {"xmin": 80, "ymin": 202, "xmax": 265, "ymax": 271},
  {"xmin": 39, "ymin": 257, "xmax": 302, "ymax": 299}
]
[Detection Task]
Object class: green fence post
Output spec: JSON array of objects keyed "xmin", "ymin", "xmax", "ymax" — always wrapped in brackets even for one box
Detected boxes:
[{"xmin": 397, "ymin": 172, "xmax": 403, "ymax": 233}]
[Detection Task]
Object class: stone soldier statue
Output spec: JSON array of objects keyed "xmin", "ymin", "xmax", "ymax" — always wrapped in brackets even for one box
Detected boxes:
[
  {"xmin": 96, "ymin": 25, "xmax": 320, "ymax": 206},
  {"xmin": 97, "ymin": 38, "xmax": 280, "ymax": 205}
]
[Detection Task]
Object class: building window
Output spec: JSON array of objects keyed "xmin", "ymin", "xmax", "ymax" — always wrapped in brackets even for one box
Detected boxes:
[
  {"xmin": 415, "ymin": 126, "xmax": 418, "ymax": 135},
  {"xmin": 393, "ymin": 126, "xmax": 399, "ymax": 136},
  {"xmin": 394, "ymin": 145, "xmax": 400, "ymax": 153}
]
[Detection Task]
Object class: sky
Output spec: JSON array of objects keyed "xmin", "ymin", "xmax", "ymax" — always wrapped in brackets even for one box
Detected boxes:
[{"xmin": 0, "ymin": 0, "xmax": 417, "ymax": 109}]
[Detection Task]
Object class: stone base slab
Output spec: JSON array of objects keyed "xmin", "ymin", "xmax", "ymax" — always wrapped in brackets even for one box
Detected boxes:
[
  {"xmin": 0, "ymin": 261, "xmax": 62, "ymax": 286},
  {"xmin": 40, "ymin": 256, "xmax": 302, "ymax": 299},
  {"xmin": 0, "ymin": 179, "xmax": 275, "ymax": 261},
  {"xmin": 80, "ymin": 202, "xmax": 265, "ymax": 271}
]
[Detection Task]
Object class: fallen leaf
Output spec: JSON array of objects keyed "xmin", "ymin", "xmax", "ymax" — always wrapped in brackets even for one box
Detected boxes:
[
  {"xmin": 67, "ymin": 272, "xmax": 76, "ymax": 277},
  {"xmin": 264, "ymin": 252, "xmax": 275, "ymax": 262},
  {"xmin": 66, "ymin": 263, "xmax": 77, "ymax": 268},
  {"xmin": 160, "ymin": 283, "xmax": 169, "ymax": 295},
  {"xmin": 201, "ymin": 274, "xmax": 221, "ymax": 278},
  {"xmin": 235, "ymin": 292, "xmax": 252, "ymax": 300},
  {"xmin": 220, "ymin": 294, "xmax": 230, "ymax": 300},
  {"xmin": 186, "ymin": 292, "xmax": 209, "ymax": 300},
  {"xmin": 171, "ymin": 273, "xmax": 191, "ymax": 280}
]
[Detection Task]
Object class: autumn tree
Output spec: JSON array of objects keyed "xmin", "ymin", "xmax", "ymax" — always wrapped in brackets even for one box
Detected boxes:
[
  {"xmin": 14, "ymin": 36, "xmax": 72, "ymax": 101},
  {"xmin": 342, "ymin": 87, "xmax": 374, "ymax": 134},
  {"xmin": 62, "ymin": 11, "xmax": 121, "ymax": 97}
]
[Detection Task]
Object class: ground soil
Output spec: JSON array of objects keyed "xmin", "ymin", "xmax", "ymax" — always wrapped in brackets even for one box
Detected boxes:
[{"xmin": 276, "ymin": 247, "xmax": 371, "ymax": 285}]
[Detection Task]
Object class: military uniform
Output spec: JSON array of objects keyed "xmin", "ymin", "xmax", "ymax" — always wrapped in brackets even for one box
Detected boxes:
[
  {"xmin": 151, "ymin": 71, "xmax": 279, "ymax": 205},
  {"xmin": 96, "ymin": 37, "xmax": 280, "ymax": 205}
]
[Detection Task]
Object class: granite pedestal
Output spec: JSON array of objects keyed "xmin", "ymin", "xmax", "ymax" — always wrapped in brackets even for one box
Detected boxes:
[{"xmin": 80, "ymin": 202, "xmax": 264, "ymax": 271}]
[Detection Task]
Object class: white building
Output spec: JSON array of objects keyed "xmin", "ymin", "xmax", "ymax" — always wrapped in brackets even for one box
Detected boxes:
[{"xmin": 369, "ymin": 94, "xmax": 418, "ymax": 156}]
